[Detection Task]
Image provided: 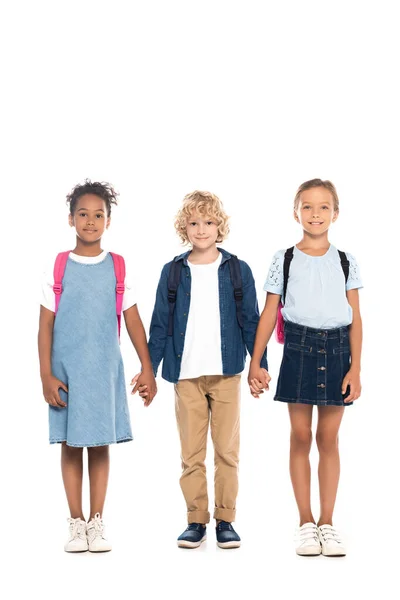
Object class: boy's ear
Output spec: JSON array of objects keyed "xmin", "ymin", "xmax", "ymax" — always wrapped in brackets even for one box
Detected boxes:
[
  {"xmin": 293, "ymin": 210, "xmax": 300, "ymax": 223},
  {"xmin": 106, "ymin": 216, "xmax": 111, "ymax": 229},
  {"xmin": 68, "ymin": 214, "xmax": 74, "ymax": 227},
  {"xmin": 332, "ymin": 209, "xmax": 339, "ymax": 222}
]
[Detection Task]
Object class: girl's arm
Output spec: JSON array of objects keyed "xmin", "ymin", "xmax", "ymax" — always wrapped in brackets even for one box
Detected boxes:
[
  {"xmin": 38, "ymin": 306, "xmax": 68, "ymax": 407},
  {"xmin": 342, "ymin": 289, "xmax": 362, "ymax": 402},
  {"xmin": 123, "ymin": 305, "xmax": 157, "ymax": 405},
  {"xmin": 248, "ymin": 293, "xmax": 281, "ymax": 396}
]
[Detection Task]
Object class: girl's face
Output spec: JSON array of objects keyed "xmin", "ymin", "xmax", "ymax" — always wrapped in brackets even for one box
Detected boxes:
[
  {"xmin": 69, "ymin": 194, "xmax": 110, "ymax": 243},
  {"xmin": 186, "ymin": 211, "xmax": 219, "ymax": 249},
  {"xmin": 294, "ymin": 187, "xmax": 338, "ymax": 235}
]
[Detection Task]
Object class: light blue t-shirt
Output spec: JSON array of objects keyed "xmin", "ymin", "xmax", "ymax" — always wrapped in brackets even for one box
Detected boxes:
[{"xmin": 264, "ymin": 245, "xmax": 363, "ymax": 329}]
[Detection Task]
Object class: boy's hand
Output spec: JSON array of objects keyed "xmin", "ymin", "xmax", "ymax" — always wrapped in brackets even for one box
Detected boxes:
[
  {"xmin": 131, "ymin": 370, "xmax": 157, "ymax": 406},
  {"xmin": 342, "ymin": 368, "xmax": 361, "ymax": 403},
  {"xmin": 42, "ymin": 375, "xmax": 68, "ymax": 408},
  {"xmin": 248, "ymin": 364, "xmax": 271, "ymax": 398}
]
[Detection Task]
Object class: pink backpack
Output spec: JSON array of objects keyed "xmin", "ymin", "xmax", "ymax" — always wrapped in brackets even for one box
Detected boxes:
[
  {"xmin": 53, "ymin": 251, "xmax": 126, "ymax": 339},
  {"xmin": 275, "ymin": 247, "xmax": 350, "ymax": 344}
]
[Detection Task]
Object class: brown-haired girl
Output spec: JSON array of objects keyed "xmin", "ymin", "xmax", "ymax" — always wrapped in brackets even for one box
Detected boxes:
[{"xmin": 248, "ymin": 179, "xmax": 363, "ymax": 556}]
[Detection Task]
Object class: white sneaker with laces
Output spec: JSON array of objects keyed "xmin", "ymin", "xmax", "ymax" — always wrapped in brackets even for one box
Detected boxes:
[
  {"xmin": 295, "ymin": 522, "xmax": 321, "ymax": 556},
  {"xmin": 318, "ymin": 524, "xmax": 346, "ymax": 556},
  {"xmin": 64, "ymin": 517, "xmax": 88, "ymax": 553},
  {"xmin": 87, "ymin": 513, "xmax": 112, "ymax": 552}
]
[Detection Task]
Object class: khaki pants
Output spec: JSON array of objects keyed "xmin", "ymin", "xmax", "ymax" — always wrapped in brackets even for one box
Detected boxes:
[{"xmin": 174, "ymin": 375, "xmax": 241, "ymax": 524}]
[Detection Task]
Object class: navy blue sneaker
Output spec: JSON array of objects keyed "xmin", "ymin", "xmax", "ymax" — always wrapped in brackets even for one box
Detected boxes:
[
  {"xmin": 216, "ymin": 521, "xmax": 241, "ymax": 549},
  {"xmin": 177, "ymin": 523, "xmax": 207, "ymax": 548}
]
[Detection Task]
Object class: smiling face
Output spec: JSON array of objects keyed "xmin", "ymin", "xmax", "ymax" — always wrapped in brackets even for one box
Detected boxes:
[
  {"xmin": 186, "ymin": 211, "xmax": 219, "ymax": 250},
  {"xmin": 294, "ymin": 186, "xmax": 338, "ymax": 235},
  {"xmin": 68, "ymin": 193, "xmax": 110, "ymax": 243}
]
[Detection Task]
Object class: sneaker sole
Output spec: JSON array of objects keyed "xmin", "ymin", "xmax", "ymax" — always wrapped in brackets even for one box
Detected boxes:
[
  {"xmin": 217, "ymin": 541, "xmax": 241, "ymax": 549},
  {"xmin": 321, "ymin": 549, "xmax": 346, "ymax": 557},
  {"xmin": 177, "ymin": 535, "xmax": 207, "ymax": 549},
  {"xmin": 88, "ymin": 547, "xmax": 112, "ymax": 553},
  {"xmin": 64, "ymin": 548, "xmax": 88, "ymax": 553},
  {"xmin": 296, "ymin": 547, "xmax": 322, "ymax": 556}
]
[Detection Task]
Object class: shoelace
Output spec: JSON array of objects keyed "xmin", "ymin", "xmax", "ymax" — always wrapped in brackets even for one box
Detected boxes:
[
  {"xmin": 88, "ymin": 513, "xmax": 105, "ymax": 539},
  {"xmin": 319, "ymin": 526, "xmax": 342, "ymax": 543},
  {"xmin": 217, "ymin": 522, "xmax": 233, "ymax": 532},
  {"xmin": 298, "ymin": 525, "xmax": 319, "ymax": 544},
  {"xmin": 67, "ymin": 518, "xmax": 86, "ymax": 541}
]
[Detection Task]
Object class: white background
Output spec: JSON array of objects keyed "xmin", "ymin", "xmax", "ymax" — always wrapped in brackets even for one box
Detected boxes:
[{"xmin": 1, "ymin": 1, "xmax": 399, "ymax": 599}]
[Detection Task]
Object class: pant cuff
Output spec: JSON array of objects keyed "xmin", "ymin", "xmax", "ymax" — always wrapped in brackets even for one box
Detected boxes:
[
  {"xmin": 214, "ymin": 508, "xmax": 236, "ymax": 522},
  {"xmin": 187, "ymin": 510, "xmax": 210, "ymax": 524}
]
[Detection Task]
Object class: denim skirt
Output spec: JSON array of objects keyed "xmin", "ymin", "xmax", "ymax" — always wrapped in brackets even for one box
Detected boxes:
[{"xmin": 274, "ymin": 321, "xmax": 352, "ymax": 406}]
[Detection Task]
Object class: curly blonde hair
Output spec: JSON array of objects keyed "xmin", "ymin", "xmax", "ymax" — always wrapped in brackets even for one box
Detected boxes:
[
  {"xmin": 294, "ymin": 178, "xmax": 339, "ymax": 211},
  {"xmin": 174, "ymin": 190, "xmax": 230, "ymax": 245}
]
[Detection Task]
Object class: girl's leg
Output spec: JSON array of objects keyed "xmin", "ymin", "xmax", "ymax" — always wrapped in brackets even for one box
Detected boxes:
[
  {"xmin": 87, "ymin": 445, "xmax": 110, "ymax": 520},
  {"xmin": 288, "ymin": 404, "xmax": 314, "ymax": 525},
  {"xmin": 61, "ymin": 442, "xmax": 84, "ymax": 519},
  {"xmin": 316, "ymin": 406, "xmax": 345, "ymax": 526}
]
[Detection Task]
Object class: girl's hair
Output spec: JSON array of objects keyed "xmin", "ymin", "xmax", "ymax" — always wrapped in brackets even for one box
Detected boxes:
[
  {"xmin": 294, "ymin": 179, "xmax": 339, "ymax": 212},
  {"xmin": 66, "ymin": 179, "xmax": 119, "ymax": 216},
  {"xmin": 174, "ymin": 190, "xmax": 230, "ymax": 244}
]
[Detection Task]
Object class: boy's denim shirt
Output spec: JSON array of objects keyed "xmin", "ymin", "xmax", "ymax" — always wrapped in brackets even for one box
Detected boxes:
[{"xmin": 148, "ymin": 247, "xmax": 268, "ymax": 383}]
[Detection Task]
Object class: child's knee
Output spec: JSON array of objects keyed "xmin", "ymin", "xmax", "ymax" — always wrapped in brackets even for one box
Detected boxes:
[
  {"xmin": 290, "ymin": 428, "xmax": 312, "ymax": 452},
  {"xmin": 316, "ymin": 431, "xmax": 339, "ymax": 453}
]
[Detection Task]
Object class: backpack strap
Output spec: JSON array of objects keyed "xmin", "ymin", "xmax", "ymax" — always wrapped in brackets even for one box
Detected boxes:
[
  {"xmin": 338, "ymin": 250, "xmax": 350, "ymax": 283},
  {"xmin": 53, "ymin": 251, "xmax": 71, "ymax": 315},
  {"xmin": 167, "ymin": 258, "xmax": 183, "ymax": 336},
  {"xmin": 282, "ymin": 246, "xmax": 294, "ymax": 305},
  {"xmin": 109, "ymin": 252, "xmax": 126, "ymax": 340},
  {"xmin": 228, "ymin": 254, "xmax": 243, "ymax": 329}
]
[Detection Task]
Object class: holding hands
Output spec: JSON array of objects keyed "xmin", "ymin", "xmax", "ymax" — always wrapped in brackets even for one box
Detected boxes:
[
  {"xmin": 248, "ymin": 362, "xmax": 271, "ymax": 398},
  {"xmin": 131, "ymin": 369, "xmax": 157, "ymax": 406}
]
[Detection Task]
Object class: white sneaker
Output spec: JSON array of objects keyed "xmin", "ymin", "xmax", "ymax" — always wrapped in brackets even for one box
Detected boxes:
[
  {"xmin": 87, "ymin": 513, "xmax": 112, "ymax": 552},
  {"xmin": 295, "ymin": 522, "xmax": 321, "ymax": 556},
  {"xmin": 64, "ymin": 517, "xmax": 88, "ymax": 552},
  {"xmin": 318, "ymin": 524, "xmax": 346, "ymax": 556}
]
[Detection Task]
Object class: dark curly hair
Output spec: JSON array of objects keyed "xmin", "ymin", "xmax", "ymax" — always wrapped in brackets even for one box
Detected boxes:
[{"xmin": 66, "ymin": 179, "xmax": 119, "ymax": 216}]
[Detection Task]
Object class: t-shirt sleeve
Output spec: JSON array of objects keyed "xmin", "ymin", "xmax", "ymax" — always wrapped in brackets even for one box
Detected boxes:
[
  {"xmin": 263, "ymin": 250, "xmax": 285, "ymax": 295},
  {"xmin": 122, "ymin": 259, "xmax": 137, "ymax": 311},
  {"xmin": 345, "ymin": 252, "xmax": 363, "ymax": 291}
]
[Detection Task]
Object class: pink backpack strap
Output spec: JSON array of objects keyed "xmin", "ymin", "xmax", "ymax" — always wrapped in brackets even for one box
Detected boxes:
[
  {"xmin": 53, "ymin": 251, "xmax": 71, "ymax": 315},
  {"xmin": 109, "ymin": 252, "xmax": 126, "ymax": 340}
]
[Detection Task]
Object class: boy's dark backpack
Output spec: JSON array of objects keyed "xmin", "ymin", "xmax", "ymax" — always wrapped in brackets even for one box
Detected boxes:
[
  {"xmin": 167, "ymin": 254, "xmax": 244, "ymax": 336},
  {"xmin": 275, "ymin": 247, "xmax": 350, "ymax": 343}
]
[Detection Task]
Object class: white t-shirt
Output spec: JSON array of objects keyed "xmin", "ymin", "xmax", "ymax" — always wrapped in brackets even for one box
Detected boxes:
[
  {"xmin": 40, "ymin": 250, "xmax": 137, "ymax": 313},
  {"xmin": 179, "ymin": 253, "xmax": 223, "ymax": 380}
]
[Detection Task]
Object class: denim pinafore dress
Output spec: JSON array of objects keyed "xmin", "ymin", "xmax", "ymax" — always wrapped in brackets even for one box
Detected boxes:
[{"xmin": 49, "ymin": 254, "xmax": 133, "ymax": 447}]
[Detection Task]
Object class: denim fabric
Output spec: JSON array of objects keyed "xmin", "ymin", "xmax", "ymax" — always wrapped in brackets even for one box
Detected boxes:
[
  {"xmin": 49, "ymin": 254, "xmax": 133, "ymax": 446},
  {"xmin": 275, "ymin": 320, "xmax": 352, "ymax": 406},
  {"xmin": 148, "ymin": 248, "xmax": 268, "ymax": 383}
]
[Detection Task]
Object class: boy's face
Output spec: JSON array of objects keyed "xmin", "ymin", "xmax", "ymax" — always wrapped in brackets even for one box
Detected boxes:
[
  {"xmin": 294, "ymin": 187, "xmax": 338, "ymax": 236},
  {"xmin": 186, "ymin": 211, "xmax": 219, "ymax": 249},
  {"xmin": 69, "ymin": 194, "xmax": 110, "ymax": 243}
]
